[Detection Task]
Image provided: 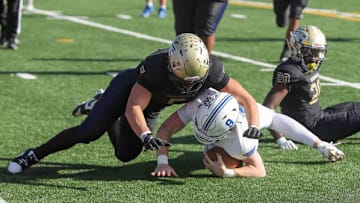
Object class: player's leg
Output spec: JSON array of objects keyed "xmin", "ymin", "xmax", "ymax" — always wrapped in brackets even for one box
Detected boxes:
[
  {"xmin": 141, "ymin": 0, "xmax": 155, "ymax": 18},
  {"xmin": 173, "ymin": 0, "xmax": 195, "ymax": 34},
  {"xmin": 107, "ymin": 110, "xmax": 159, "ymax": 162},
  {"xmin": 273, "ymin": 0, "xmax": 290, "ymax": 27},
  {"xmin": 313, "ymin": 102, "xmax": 360, "ymax": 142},
  {"xmin": 8, "ymin": 69, "xmax": 137, "ymax": 174},
  {"xmin": 194, "ymin": 0, "xmax": 228, "ymax": 53},
  {"xmin": 258, "ymin": 103, "xmax": 318, "ymax": 146},
  {"xmin": 279, "ymin": 0, "xmax": 307, "ymax": 62},
  {"xmin": 5, "ymin": 0, "xmax": 21, "ymax": 49}
]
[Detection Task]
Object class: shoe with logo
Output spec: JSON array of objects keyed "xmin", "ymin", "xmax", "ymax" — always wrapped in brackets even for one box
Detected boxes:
[
  {"xmin": 317, "ymin": 142, "xmax": 345, "ymax": 162},
  {"xmin": 8, "ymin": 149, "xmax": 39, "ymax": 174},
  {"xmin": 7, "ymin": 38, "xmax": 18, "ymax": 50},
  {"xmin": 158, "ymin": 8, "xmax": 167, "ymax": 18},
  {"xmin": 72, "ymin": 89, "xmax": 104, "ymax": 116},
  {"xmin": 141, "ymin": 5, "xmax": 155, "ymax": 18}
]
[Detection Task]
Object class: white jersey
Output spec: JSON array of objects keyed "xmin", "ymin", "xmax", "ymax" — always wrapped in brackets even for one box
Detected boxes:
[{"xmin": 177, "ymin": 88, "xmax": 276, "ymax": 161}]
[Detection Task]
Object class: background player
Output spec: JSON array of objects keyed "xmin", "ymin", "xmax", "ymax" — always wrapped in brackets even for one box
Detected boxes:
[
  {"xmin": 263, "ymin": 25, "xmax": 360, "ymax": 144},
  {"xmin": 273, "ymin": 0, "xmax": 307, "ymax": 62}
]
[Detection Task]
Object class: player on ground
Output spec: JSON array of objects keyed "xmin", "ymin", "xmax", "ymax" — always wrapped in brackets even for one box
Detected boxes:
[
  {"xmin": 151, "ymin": 89, "xmax": 344, "ymax": 178},
  {"xmin": 8, "ymin": 33, "xmax": 260, "ymax": 174},
  {"xmin": 263, "ymin": 25, "xmax": 360, "ymax": 143}
]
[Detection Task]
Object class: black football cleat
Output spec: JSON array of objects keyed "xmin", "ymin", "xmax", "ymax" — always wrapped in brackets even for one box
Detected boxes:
[
  {"xmin": 8, "ymin": 149, "xmax": 39, "ymax": 174},
  {"xmin": 72, "ymin": 89, "xmax": 104, "ymax": 116}
]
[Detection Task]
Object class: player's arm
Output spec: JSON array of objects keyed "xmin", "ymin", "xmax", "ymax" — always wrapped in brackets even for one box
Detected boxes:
[
  {"xmin": 263, "ymin": 83, "xmax": 295, "ymax": 148},
  {"xmin": 125, "ymin": 82, "xmax": 170, "ymax": 150},
  {"xmin": 125, "ymin": 82, "xmax": 152, "ymax": 138},
  {"xmin": 221, "ymin": 78, "xmax": 259, "ymax": 127},
  {"xmin": 151, "ymin": 112, "xmax": 187, "ymax": 177},
  {"xmin": 263, "ymin": 83, "xmax": 288, "ymax": 110},
  {"xmin": 203, "ymin": 151, "xmax": 266, "ymax": 178},
  {"xmin": 221, "ymin": 78, "xmax": 261, "ymax": 138}
]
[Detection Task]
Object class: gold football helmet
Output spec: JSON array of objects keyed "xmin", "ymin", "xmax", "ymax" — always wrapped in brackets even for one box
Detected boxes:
[
  {"xmin": 168, "ymin": 33, "xmax": 209, "ymax": 93},
  {"xmin": 289, "ymin": 25, "xmax": 327, "ymax": 72}
]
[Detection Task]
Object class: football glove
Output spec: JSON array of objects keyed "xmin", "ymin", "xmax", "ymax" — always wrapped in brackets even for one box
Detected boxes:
[
  {"xmin": 276, "ymin": 137, "xmax": 298, "ymax": 150},
  {"xmin": 141, "ymin": 132, "xmax": 171, "ymax": 151},
  {"xmin": 243, "ymin": 126, "xmax": 263, "ymax": 139}
]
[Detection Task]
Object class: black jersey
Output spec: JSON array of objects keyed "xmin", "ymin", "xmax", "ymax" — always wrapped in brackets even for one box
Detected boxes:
[
  {"xmin": 272, "ymin": 60, "xmax": 322, "ymax": 128},
  {"xmin": 136, "ymin": 48, "xmax": 229, "ymax": 110}
]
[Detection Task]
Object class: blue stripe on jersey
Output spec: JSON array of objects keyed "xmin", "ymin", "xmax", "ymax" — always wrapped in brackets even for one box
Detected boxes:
[
  {"xmin": 202, "ymin": 94, "xmax": 234, "ymax": 132},
  {"xmin": 243, "ymin": 146, "xmax": 257, "ymax": 157}
]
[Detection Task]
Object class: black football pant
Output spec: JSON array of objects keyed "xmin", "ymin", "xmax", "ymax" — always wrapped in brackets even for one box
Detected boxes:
[
  {"xmin": 0, "ymin": 0, "xmax": 21, "ymax": 40},
  {"xmin": 312, "ymin": 102, "xmax": 360, "ymax": 142},
  {"xmin": 273, "ymin": 0, "xmax": 307, "ymax": 27},
  {"xmin": 34, "ymin": 69, "xmax": 159, "ymax": 162}
]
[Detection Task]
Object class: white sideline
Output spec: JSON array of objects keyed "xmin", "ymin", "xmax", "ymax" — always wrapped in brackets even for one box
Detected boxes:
[{"xmin": 26, "ymin": 8, "xmax": 360, "ymax": 90}]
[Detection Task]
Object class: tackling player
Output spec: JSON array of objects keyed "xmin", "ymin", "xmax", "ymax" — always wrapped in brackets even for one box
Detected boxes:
[
  {"xmin": 263, "ymin": 25, "xmax": 360, "ymax": 144},
  {"xmin": 151, "ymin": 88, "xmax": 344, "ymax": 178},
  {"xmin": 7, "ymin": 33, "xmax": 261, "ymax": 174}
]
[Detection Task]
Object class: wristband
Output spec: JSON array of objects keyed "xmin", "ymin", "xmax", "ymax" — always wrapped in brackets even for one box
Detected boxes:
[
  {"xmin": 276, "ymin": 137, "xmax": 287, "ymax": 145},
  {"xmin": 140, "ymin": 131, "xmax": 152, "ymax": 141},
  {"xmin": 157, "ymin": 154, "xmax": 168, "ymax": 165},
  {"xmin": 222, "ymin": 168, "xmax": 235, "ymax": 178}
]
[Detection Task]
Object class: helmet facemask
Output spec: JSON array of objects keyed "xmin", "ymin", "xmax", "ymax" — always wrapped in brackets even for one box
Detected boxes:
[
  {"xmin": 289, "ymin": 25, "xmax": 327, "ymax": 72},
  {"xmin": 168, "ymin": 33, "xmax": 210, "ymax": 94}
]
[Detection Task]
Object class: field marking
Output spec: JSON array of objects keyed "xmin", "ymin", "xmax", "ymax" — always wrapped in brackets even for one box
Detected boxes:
[
  {"xmin": 25, "ymin": 8, "xmax": 360, "ymax": 90},
  {"xmin": 15, "ymin": 73, "xmax": 37, "ymax": 80},
  {"xmin": 0, "ymin": 197, "xmax": 8, "ymax": 203},
  {"xmin": 229, "ymin": 0, "xmax": 360, "ymax": 22}
]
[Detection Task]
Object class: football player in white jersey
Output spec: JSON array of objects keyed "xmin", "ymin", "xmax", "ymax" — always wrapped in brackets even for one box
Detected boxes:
[{"xmin": 151, "ymin": 88, "xmax": 344, "ymax": 178}]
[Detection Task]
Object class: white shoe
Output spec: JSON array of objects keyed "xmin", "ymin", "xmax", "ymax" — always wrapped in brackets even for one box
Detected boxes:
[{"xmin": 317, "ymin": 142, "xmax": 345, "ymax": 162}]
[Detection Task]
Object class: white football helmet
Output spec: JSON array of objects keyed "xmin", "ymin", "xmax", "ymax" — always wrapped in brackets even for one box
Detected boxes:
[
  {"xmin": 168, "ymin": 33, "xmax": 209, "ymax": 94},
  {"xmin": 289, "ymin": 25, "xmax": 327, "ymax": 72},
  {"xmin": 193, "ymin": 92, "xmax": 240, "ymax": 144}
]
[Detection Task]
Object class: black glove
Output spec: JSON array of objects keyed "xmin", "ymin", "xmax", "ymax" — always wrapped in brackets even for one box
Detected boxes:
[
  {"xmin": 141, "ymin": 133, "xmax": 172, "ymax": 151},
  {"xmin": 243, "ymin": 126, "xmax": 263, "ymax": 139}
]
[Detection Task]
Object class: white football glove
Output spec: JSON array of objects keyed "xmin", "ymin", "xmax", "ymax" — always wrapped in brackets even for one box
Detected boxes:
[{"xmin": 276, "ymin": 137, "xmax": 298, "ymax": 150}]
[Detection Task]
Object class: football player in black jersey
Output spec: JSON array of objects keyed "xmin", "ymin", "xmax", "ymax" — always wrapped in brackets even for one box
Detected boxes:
[
  {"xmin": 8, "ymin": 33, "xmax": 260, "ymax": 174},
  {"xmin": 263, "ymin": 25, "xmax": 360, "ymax": 146}
]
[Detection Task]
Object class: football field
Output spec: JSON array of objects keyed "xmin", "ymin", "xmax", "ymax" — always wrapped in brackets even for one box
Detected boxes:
[{"xmin": 0, "ymin": 0, "xmax": 359, "ymax": 202}]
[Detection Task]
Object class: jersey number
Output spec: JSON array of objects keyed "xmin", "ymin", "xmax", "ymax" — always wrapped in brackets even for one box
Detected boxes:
[{"xmin": 309, "ymin": 79, "xmax": 320, "ymax": 105}]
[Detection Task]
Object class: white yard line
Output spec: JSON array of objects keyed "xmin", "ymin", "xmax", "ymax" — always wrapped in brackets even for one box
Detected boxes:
[{"xmin": 26, "ymin": 8, "xmax": 360, "ymax": 90}]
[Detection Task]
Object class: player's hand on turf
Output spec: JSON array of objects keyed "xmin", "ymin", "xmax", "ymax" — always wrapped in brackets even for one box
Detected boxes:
[
  {"xmin": 243, "ymin": 126, "xmax": 263, "ymax": 139},
  {"xmin": 277, "ymin": 137, "xmax": 298, "ymax": 150},
  {"xmin": 151, "ymin": 164, "xmax": 178, "ymax": 177},
  {"xmin": 142, "ymin": 133, "xmax": 171, "ymax": 151},
  {"xmin": 203, "ymin": 152, "xmax": 226, "ymax": 177}
]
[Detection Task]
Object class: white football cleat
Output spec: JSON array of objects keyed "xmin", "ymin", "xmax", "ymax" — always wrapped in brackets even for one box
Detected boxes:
[{"xmin": 317, "ymin": 142, "xmax": 344, "ymax": 162}]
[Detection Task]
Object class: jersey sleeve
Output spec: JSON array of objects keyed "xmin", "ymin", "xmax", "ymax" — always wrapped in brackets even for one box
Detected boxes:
[
  {"xmin": 207, "ymin": 55, "xmax": 230, "ymax": 90},
  {"xmin": 176, "ymin": 104, "xmax": 192, "ymax": 125},
  {"xmin": 136, "ymin": 50, "xmax": 169, "ymax": 92},
  {"xmin": 272, "ymin": 63, "xmax": 302, "ymax": 87}
]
